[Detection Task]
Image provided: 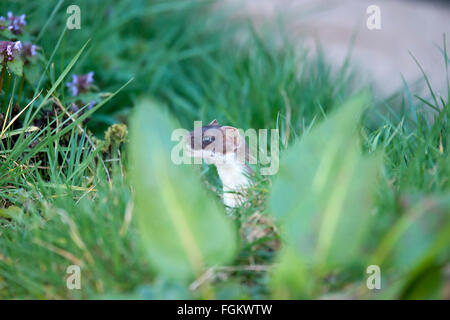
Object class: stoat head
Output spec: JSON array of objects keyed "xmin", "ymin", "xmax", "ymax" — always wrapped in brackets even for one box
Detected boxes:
[{"xmin": 184, "ymin": 119, "xmax": 249, "ymax": 166}]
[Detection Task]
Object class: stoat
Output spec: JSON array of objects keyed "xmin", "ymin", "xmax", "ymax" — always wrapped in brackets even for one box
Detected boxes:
[{"xmin": 184, "ymin": 119, "xmax": 253, "ymax": 209}]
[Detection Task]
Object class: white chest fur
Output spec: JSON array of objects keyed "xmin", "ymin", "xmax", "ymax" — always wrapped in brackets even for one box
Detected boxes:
[{"xmin": 214, "ymin": 157, "xmax": 252, "ymax": 208}]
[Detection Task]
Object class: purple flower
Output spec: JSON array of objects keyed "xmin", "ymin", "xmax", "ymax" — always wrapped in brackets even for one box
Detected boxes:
[
  {"xmin": 69, "ymin": 100, "xmax": 97, "ymax": 124},
  {"xmin": 69, "ymin": 103, "xmax": 80, "ymax": 113},
  {"xmin": 66, "ymin": 72, "xmax": 95, "ymax": 96},
  {"xmin": 23, "ymin": 43, "xmax": 37, "ymax": 56},
  {"xmin": 0, "ymin": 16, "xmax": 5, "ymax": 31},
  {"xmin": 87, "ymin": 100, "xmax": 96, "ymax": 110},
  {"xmin": 0, "ymin": 40, "xmax": 22, "ymax": 62},
  {"xmin": 22, "ymin": 42, "xmax": 38, "ymax": 63},
  {"xmin": 7, "ymin": 12, "xmax": 26, "ymax": 35}
]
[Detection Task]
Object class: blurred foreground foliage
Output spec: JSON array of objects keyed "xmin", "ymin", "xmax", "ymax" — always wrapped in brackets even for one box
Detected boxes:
[{"xmin": 0, "ymin": 0, "xmax": 448, "ymax": 299}]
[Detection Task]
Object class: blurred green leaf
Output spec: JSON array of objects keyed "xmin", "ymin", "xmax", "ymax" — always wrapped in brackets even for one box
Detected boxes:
[
  {"xmin": 137, "ymin": 278, "xmax": 192, "ymax": 300},
  {"xmin": 373, "ymin": 196, "xmax": 450, "ymax": 299},
  {"xmin": 392, "ymin": 200, "xmax": 449, "ymax": 273},
  {"xmin": 129, "ymin": 98, "xmax": 237, "ymax": 281},
  {"xmin": 7, "ymin": 59, "xmax": 24, "ymax": 77},
  {"xmin": 400, "ymin": 264, "xmax": 444, "ymax": 299},
  {"xmin": 270, "ymin": 248, "xmax": 311, "ymax": 299},
  {"xmin": 270, "ymin": 94, "xmax": 382, "ymax": 297},
  {"xmin": 0, "ymin": 206, "xmax": 22, "ymax": 219}
]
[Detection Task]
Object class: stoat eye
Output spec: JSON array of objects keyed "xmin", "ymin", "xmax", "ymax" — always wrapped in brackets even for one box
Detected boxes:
[{"xmin": 202, "ymin": 135, "xmax": 215, "ymax": 146}]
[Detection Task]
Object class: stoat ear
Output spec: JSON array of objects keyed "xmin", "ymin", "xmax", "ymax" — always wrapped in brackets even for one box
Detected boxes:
[
  {"xmin": 208, "ymin": 119, "xmax": 218, "ymax": 126},
  {"xmin": 221, "ymin": 126, "xmax": 244, "ymax": 152},
  {"xmin": 221, "ymin": 126, "xmax": 254, "ymax": 163}
]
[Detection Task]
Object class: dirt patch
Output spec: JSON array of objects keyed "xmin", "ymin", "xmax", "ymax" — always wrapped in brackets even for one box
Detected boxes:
[{"xmin": 223, "ymin": 0, "xmax": 450, "ymax": 96}]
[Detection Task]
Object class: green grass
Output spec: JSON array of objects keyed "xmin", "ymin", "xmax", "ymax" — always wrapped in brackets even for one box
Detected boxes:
[{"xmin": 0, "ymin": 0, "xmax": 448, "ymax": 299}]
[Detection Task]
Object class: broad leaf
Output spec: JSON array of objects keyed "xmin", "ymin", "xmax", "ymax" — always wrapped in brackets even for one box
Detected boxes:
[
  {"xmin": 270, "ymin": 94, "xmax": 382, "ymax": 296},
  {"xmin": 129, "ymin": 98, "xmax": 237, "ymax": 281},
  {"xmin": 373, "ymin": 196, "xmax": 450, "ymax": 299},
  {"xmin": 7, "ymin": 59, "xmax": 24, "ymax": 77}
]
